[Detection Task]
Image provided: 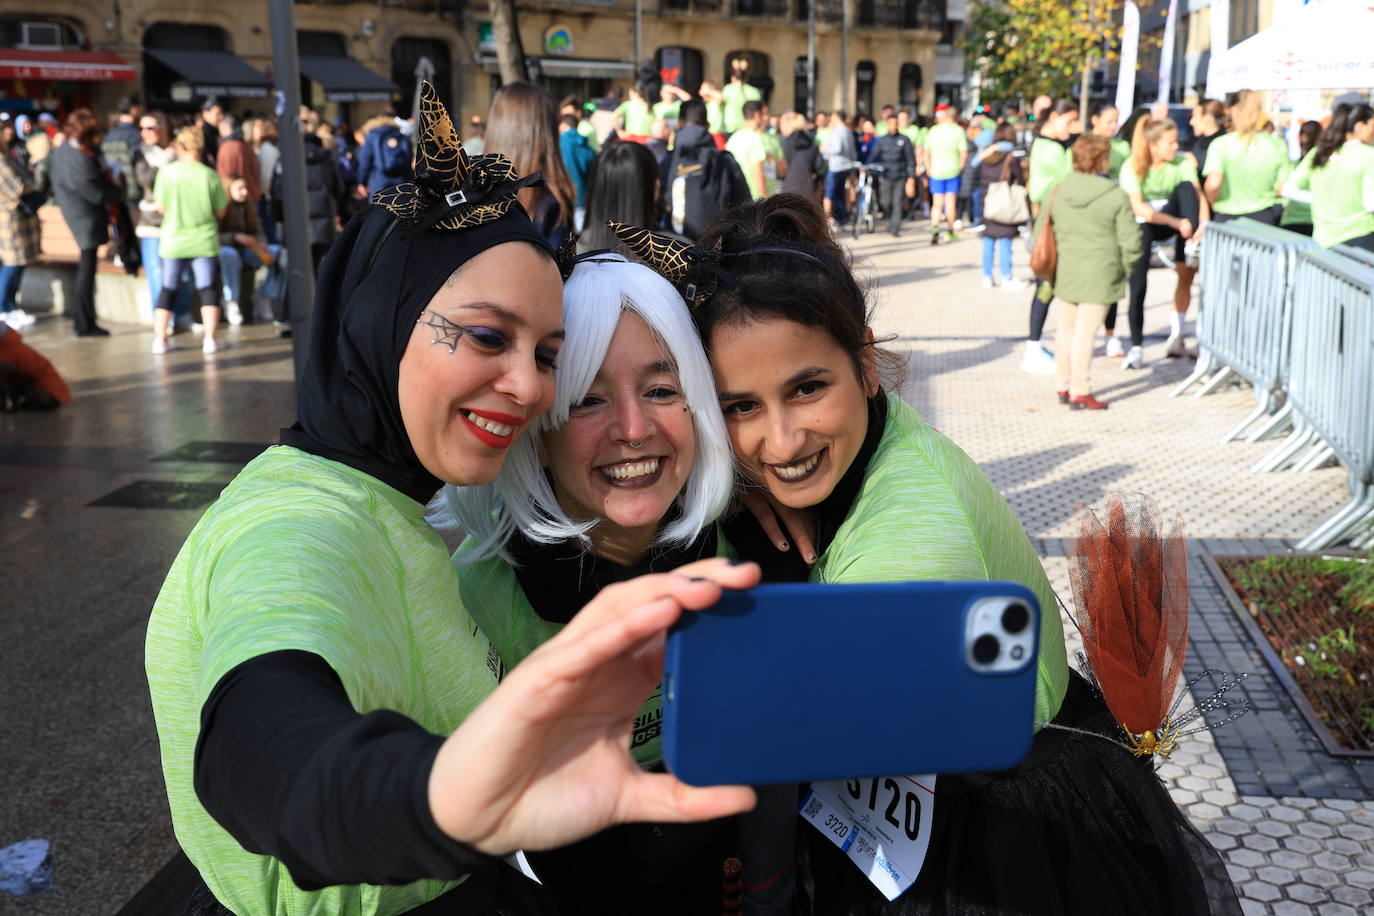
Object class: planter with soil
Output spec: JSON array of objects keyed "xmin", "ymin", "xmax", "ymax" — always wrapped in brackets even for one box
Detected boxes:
[{"xmin": 1207, "ymin": 553, "xmax": 1374, "ymax": 757}]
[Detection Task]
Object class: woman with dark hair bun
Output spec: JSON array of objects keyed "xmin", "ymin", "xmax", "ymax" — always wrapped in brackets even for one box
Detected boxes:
[
  {"xmin": 1284, "ymin": 103, "xmax": 1374, "ymax": 251},
  {"xmin": 656, "ymin": 191, "xmax": 1242, "ymax": 916}
]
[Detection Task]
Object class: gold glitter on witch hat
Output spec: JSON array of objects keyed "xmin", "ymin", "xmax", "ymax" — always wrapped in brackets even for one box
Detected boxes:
[
  {"xmin": 372, "ymin": 81, "xmax": 543, "ymax": 231},
  {"xmin": 607, "ymin": 221, "xmax": 727, "ymax": 309}
]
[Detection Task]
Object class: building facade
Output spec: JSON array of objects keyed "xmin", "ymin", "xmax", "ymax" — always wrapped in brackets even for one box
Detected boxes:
[{"xmin": 2, "ymin": 0, "xmax": 949, "ymax": 130}]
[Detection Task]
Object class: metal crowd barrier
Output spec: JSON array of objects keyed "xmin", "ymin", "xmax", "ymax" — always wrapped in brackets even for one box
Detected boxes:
[
  {"xmin": 1171, "ymin": 221, "xmax": 1318, "ymax": 449},
  {"xmin": 1284, "ymin": 248, "xmax": 1374, "ymax": 551}
]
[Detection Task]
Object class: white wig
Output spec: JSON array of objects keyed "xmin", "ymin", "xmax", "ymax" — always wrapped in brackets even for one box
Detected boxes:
[{"xmin": 439, "ymin": 254, "xmax": 734, "ymax": 565}]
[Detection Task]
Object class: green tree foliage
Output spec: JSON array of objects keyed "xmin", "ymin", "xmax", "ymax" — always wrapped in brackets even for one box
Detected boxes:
[{"xmin": 965, "ymin": 0, "xmax": 1132, "ymax": 102}]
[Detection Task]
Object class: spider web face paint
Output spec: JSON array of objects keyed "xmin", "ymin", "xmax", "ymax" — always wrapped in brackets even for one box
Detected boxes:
[{"xmin": 417, "ymin": 309, "xmax": 467, "ymax": 354}]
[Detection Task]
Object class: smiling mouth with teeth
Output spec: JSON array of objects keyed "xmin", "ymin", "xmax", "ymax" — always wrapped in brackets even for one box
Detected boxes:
[
  {"xmin": 461, "ymin": 410, "xmax": 516, "ymax": 438},
  {"xmin": 770, "ymin": 450, "xmax": 823, "ymax": 482},
  {"xmin": 601, "ymin": 458, "xmax": 662, "ymax": 482}
]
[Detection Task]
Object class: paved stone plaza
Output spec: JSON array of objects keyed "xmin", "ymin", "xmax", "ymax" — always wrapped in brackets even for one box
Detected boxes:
[{"xmin": 1, "ymin": 224, "xmax": 1370, "ymax": 913}]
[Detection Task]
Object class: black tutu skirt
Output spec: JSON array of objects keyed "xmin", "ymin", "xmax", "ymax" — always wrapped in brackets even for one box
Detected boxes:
[{"xmin": 804, "ymin": 672, "xmax": 1242, "ymax": 916}]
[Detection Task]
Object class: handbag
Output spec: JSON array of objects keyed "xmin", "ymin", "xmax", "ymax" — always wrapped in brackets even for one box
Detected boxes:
[
  {"xmin": 1029, "ymin": 185, "xmax": 1060, "ymax": 282},
  {"xmin": 982, "ymin": 156, "xmax": 1029, "ymax": 226}
]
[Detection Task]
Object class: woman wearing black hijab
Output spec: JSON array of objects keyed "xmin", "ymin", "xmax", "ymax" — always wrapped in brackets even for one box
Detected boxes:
[{"xmin": 144, "ymin": 83, "xmax": 757, "ymax": 916}]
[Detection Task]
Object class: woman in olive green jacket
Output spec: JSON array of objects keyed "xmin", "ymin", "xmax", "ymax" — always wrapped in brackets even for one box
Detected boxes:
[{"xmin": 1033, "ymin": 134, "xmax": 1142, "ymax": 409}]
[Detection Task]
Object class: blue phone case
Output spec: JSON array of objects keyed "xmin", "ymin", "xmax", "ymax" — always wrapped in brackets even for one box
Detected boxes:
[{"xmin": 662, "ymin": 581, "xmax": 1041, "ymax": 786}]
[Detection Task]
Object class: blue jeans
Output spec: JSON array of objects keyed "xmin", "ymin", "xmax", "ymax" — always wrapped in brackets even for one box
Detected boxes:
[
  {"xmin": 982, "ymin": 236, "xmax": 1012, "ymax": 280},
  {"xmin": 824, "ymin": 169, "xmax": 851, "ymax": 222},
  {"xmin": 972, "ymin": 188, "xmax": 984, "ymax": 224},
  {"xmin": 0, "ymin": 264, "xmax": 23, "ymax": 312},
  {"xmin": 141, "ymin": 237, "xmax": 195, "ymax": 316},
  {"xmin": 219, "ymin": 243, "xmax": 281, "ymax": 304},
  {"xmin": 257, "ymin": 199, "xmax": 279, "ymax": 244}
]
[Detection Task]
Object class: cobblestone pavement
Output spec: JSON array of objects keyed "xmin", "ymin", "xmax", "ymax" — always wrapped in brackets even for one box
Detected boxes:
[{"xmin": 852, "ymin": 225, "xmax": 1372, "ymax": 914}]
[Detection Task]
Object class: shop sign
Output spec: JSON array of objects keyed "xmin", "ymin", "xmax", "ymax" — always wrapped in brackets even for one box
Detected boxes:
[{"xmin": 544, "ymin": 26, "xmax": 573, "ymax": 56}]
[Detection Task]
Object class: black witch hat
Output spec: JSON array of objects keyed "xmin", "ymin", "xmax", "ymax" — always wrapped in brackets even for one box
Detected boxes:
[{"xmin": 372, "ymin": 80, "xmax": 543, "ymax": 232}]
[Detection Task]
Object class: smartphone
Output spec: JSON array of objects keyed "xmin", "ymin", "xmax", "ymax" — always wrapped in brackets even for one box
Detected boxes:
[{"xmin": 662, "ymin": 580, "xmax": 1040, "ymax": 786}]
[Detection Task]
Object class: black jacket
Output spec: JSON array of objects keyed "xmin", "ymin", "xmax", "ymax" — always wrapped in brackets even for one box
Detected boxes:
[
  {"xmin": 864, "ymin": 132, "xmax": 915, "ymax": 180},
  {"xmin": 48, "ymin": 142, "xmax": 121, "ymax": 249},
  {"xmin": 781, "ymin": 131, "xmax": 821, "ymax": 196},
  {"xmin": 272, "ymin": 136, "xmax": 344, "ymax": 247}
]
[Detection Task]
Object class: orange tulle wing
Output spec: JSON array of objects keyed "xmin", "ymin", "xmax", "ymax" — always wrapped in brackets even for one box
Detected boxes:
[{"xmin": 1068, "ymin": 493, "xmax": 1188, "ymax": 735}]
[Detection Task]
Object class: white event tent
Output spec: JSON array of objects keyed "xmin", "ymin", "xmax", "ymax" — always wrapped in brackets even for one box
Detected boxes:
[{"xmin": 1205, "ymin": 0, "xmax": 1374, "ymax": 97}]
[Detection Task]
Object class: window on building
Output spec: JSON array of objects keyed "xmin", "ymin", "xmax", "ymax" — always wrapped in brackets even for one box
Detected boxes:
[
  {"xmin": 794, "ymin": 0, "xmax": 843, "ymax": 24},
  {"xmin": 725, "ymin": 50, "xmax": 773, "ymax": 104},
  {"xmin": 855, "ymin": 60, "xmax": 876, "ymax": 119},
  {"xmin": 656, "ymin": 46, "xmax": 703, "ymax": 91},
  {"xmin": 899, "ymin": 63, "xmax": 922, "ymax": 109},
  {"xmin": 794, "ymin": 56, "xmax": 821, "ymax": 117},
  {"xmin": 391, "ymin": 38, "xmax": 452, "ymax": 115},
  {"xmin": 1229, "ymin": 0, "xmax": 1260, "ymax": 45},
  {"xmin": 736, "ymin": 0, "xmax": 788, "ymax": 14}
]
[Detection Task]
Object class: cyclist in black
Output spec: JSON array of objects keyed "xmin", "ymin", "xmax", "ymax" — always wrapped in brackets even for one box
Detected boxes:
[{"xmin": 865, "ymin": 110, "xmax": 917, "ymax": 237}]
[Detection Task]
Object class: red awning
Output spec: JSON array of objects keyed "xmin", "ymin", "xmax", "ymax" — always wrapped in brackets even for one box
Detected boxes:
[{"xmin": 0, "ymin": 49, "xmax": 136, "ymax": 82}]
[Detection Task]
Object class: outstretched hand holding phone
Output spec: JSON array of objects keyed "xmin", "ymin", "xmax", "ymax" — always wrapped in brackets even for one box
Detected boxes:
[{"xmin": 428, "ymin": 558, "xmax": 761, "ymax": 856}]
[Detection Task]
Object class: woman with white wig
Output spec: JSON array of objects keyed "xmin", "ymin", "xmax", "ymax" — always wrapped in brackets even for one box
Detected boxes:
[{"xmin": 439, "ymin": 251, "xmax": 742, "ymax": 911}]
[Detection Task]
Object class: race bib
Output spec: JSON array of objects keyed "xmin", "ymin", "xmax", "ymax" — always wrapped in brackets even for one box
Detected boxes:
[{"xmin": 799, "ymin": 774, "xmax": 937, "ymax": 901}]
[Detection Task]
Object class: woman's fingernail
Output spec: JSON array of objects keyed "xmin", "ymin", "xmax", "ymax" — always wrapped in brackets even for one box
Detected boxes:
[
  {"xmin": 729, "ymin": 559, "xmax": 751, "ymax": 566},
  {"xmin": 780, "ymin": 541, "xmax": 790, "ymax": 550},
  {"xmin": 807, "ymin": 553, "xmax": 817, "ymax": 563},
  {"xmin": 688, "ymin": 576, "xmax": 709, "ymax": 583}
]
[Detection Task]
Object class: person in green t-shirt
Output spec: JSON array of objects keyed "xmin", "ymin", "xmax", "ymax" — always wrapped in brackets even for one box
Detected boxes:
[
  {"xmin": 145, "ymin": 91, "xmax": 758, "ymax": 916},
  {"xmin": 727, "ymin": 100, "xmax": 785, "ymax": 199},
  {"xmin": 559, "ymin": 95, "xmax": 600, "ymax": 153},
  {"xmin": 1117, "ymin": 116, "xmax": 1210, "ymax": 365},
  {"xmin": 1279, "ymin": 120, "xmax": 1322, "ymax": 236},
  {"xmin": 874, "ymin": 104, "xmax": 896, "ymax": 136},
  {"xmin": 721, "ymin": 59, "xmax": 763, "ymax": 136},
  {"xmin": 923, "ymin": 104, "xmax": 969, "ymax": 243},
  {"xmin": 699, "ymin": 80, "xmax": 727, "ymax": 138},
  {"xmin": 1203, "ymin": 90, "xmax": 1292, "ymax": 224},
  {"xmin": 897, "ymin": 109, "xmax": 921, "ymax": 219},
  {"xmin": 1283, "ymin": 102, "xmax": 1374, "ymax": 250},
  {"xmin": 653, "ymin": 83, "xmax": 691, "ymax": 127},
  {"xmin": 151, "ymin": 125, "xmax": 228, "ymax": 355},
  {"xmin": 687, "ymin": 195, "xmax": 1240, "ymax": 914},
  {"xmin": 615, "ymin": 83, "xmax": 656, "ymax": 138}
]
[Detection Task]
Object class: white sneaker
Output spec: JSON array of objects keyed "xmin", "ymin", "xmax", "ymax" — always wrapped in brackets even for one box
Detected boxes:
[
  {"xmin": 954, "ymin": 218, "xmax": 964, "ymax": 230},
  {"xmin": 982, "ymin": 276, "xmax": 995, "ymax": 289},
  {"xmin": 1121, "ymin": 346, "xmax": 1144, "ymax": 369},
  {"xmin": 1020, "ymin": 341, "xmax": 1056, "ymax": 374},
  {"xmin": 224, "ymin": 300, "xmax": 244, "ymax": 326},
  {"xmin": 1184, "ymin": 236, "xmax": 1202, "ymax": 269},
  {"xmin": 202, "ymin": 337, "xmax": 224, "ymax": 355},
  {"xmin": 1, "ymin": 309, "xmax": 36, "ymax": 328},
  {"xmin": 1000, "ymin": 277, "xmax": 1029, "ymax": 291},
  {"xmin": 151, "ymin": 336, "xmax": 176, "ymax": 354},
  {"xmin": 1105, "ymin": 336, "xmax": 1125, "ymax": 358}
]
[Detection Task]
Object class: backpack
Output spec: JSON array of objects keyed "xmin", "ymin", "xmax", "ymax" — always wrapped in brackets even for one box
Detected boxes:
[
  {"xmin": 378, "ymin": 128, "xmax": 412, "ymax": 178},
  {"xmin": 668, "ymin": 145, "xmax": 750, "ymax": 240}
]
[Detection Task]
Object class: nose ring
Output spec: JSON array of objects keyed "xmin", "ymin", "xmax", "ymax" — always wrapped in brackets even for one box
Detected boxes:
[{"xmin": 626, "ymin": 439, "xmax": 645, "ymax": 449}]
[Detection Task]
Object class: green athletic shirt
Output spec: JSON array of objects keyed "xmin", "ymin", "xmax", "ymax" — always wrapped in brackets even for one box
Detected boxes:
[
  {"xmin": 616, "ymin": 100, "xmax": 655, "ymax": 136},
  {"xmin": 924, "ymin": 122, "xmax": 968, "ymax": 181},
  {"xmin": 653, "ymin": 100, "xmax": 681, "ymax": 122},
  {"xmin": 899, "ymin": 125, "xmax": 921, "ymax": 151},
  {"xmin": 806, "ymin": 394, "xmax": 1069, "ymax": 726},
  {"xmin": 577, "ymin": 118, "xmax": 600, "ymax": 153},
  {"xmin": 154, "ymin": 159, "xmax": 228, "ymax": 259},
  {"xmin": 1290, "ymin": 141, "xmax": 1374, "ymax": 248},
  {"xmin": 1118, "ymin": 154, "xmax": 1198, "ymax": 201},
  {"xmin": 453, "ymin": 530, "xmax": 728, "ymax": 769},
  {"xmin": 1027, "ymin": 136, "xmax": 1073, "ymax": 203},
  {"xmin": 706, "ymin": 100, "xmax": 725, "ymax": 135},
  {"xmin": 727, "ymin": 128, "xmax": 772, "ymax": 199},
  {"xmin": 721, "ymin": 82, "xmax": 762, "ymax": 135},
  {"xmin": 1108, "ymin": 138, "xmax": 1131, "ymax": 181},
  {"xmin": 1202, "ymin": 131, "xmax": 1292, "ymax": 215},
  {"xmin": 146, "ymin": 446, "xmax": 497, "ymax": 916}
]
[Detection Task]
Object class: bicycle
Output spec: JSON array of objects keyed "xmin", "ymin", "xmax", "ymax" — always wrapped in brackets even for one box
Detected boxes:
[{"xmin": 850, "ymin": 163, "xmax": 884, "ymax": 240}]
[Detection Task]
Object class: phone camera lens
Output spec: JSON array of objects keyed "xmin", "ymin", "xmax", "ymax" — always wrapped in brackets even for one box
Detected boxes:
[
  {"xmin": 1011, "ymin": 645, "xmax": 1025, "ymax": 661},
  {"xmin": 972, "ymin": 634, "xmax": 1000, "ymax": 664},
  {"xmin": 1001, "ymin": 603, "xmax": 1030, "ymax": 634}
]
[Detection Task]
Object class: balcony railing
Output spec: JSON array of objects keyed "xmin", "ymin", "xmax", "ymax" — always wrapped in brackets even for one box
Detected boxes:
[
  {"xmin": 794, "ymin": 0, "xmax": 843, "ymax": 24},
  {"xmin": 857, "ymin": 0, "xmax": 943, "ymax": 29}
]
